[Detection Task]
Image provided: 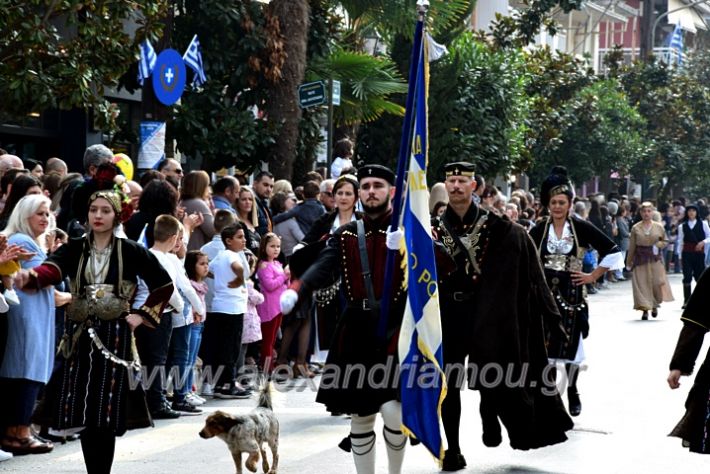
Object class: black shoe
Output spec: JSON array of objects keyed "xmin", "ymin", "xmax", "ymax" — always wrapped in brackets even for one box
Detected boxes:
[
  {"xmin": 172, "ymin": 401, "xmax": 203, "ymax": 415},
  {"xmin": 151, "ymin": 406, "xmax": 181, "ymax": 419},
  {"xmin": 214, "ymin": 387, "xmax": 252, "ymax": 399},
  {"xmin": 587, "ymin": 286, "xmax": 598, "ymax": 294},
  {"xmin": 641, "ymin": 311, "xmax": 648, "ymax": 320},
  {"xmin": 568, "ymin": 390, "xmax": 582, "ymax": 417},
  {"xmin": 442, "ymin": 450, "xmax": 467, "ymax": 471},
  {"xmin": 651, "ymin": 309, "xmax": 658, "ymax": 318}
]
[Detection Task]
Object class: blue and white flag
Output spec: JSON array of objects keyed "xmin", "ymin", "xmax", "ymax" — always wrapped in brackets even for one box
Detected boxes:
[
  {"xmin": 183, "ymin": 34, "xmax": 207, "ymax": 86},
  {"xmin": 669, "ymin": 23, "xmax": 684, "ymax": 65},
  {"xmin": 138, "ymin": 39, "xmax": 157, "ymax": 86},
  {"xmin": 398, "ymin": 34, "xmax": 447, "ymax": 462}
]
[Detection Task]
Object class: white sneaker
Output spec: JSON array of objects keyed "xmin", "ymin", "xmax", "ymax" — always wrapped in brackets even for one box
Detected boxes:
[
  {"xmin": 185, "ymin": 393, "xmax": 205, "ymax": 406},
  {"xmin": 4, "ymin": 289, "xmax": 19, "ymax": 306},
  {"xmin": 190, "ymin": 392, "xmax": 206, "ymax": 404},
  {"xmin": 0, "ymin": 448, "xmax": 12, "ymax": 462},
  {"xmin": 0, "ymin": 294, "xmax": 8, "ymax": 313},
  {"xmin": 200, "ymin": 383, "xmax": 213, "ymax": 397}
]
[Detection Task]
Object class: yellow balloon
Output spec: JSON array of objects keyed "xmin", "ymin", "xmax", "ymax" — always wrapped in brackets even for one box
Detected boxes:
[{"xmin": 113, "ymin": 153, "xmax": 134, "ymax": 181}]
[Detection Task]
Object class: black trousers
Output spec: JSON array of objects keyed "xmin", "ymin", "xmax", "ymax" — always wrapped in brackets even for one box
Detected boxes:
[
  {"xmin": 440, "ymin": 298, "xmax": 471, "ymax": 454},
  {"xmin": 134, "ymin": 312, "xmax": 173, "ymax": 412},
  {"xmin": 202, "ymin": 313, "xmax": 243, "ymax": 388},
  {"xmin": 81, "ymin": 427, "xmax": 116, "ymax": 474},
  {"xmin": 0, "ymin": 377, "xmax": 43, "ymax": 426},
  {"xmin": 682, "ymin": 251, "xmax": 705, "ymax": 286}
]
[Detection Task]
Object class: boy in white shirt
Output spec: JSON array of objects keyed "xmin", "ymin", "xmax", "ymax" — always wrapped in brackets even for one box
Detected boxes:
[
  {"xmin": 166, "ymin": 225, "xmax": 205, "ymax": 414},
  {"xmin": 203, "ymin": 222, "xmax": 251, "ymax": 399},
  {"xmin": 133, "ymin": 215, "xmax": 186, "ymax": 419}
]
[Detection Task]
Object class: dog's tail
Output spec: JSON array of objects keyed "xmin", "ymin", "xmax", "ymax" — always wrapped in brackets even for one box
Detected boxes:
[{"xmin": 257, "ymin": 378, "xmax": 273, "ymax": 411}]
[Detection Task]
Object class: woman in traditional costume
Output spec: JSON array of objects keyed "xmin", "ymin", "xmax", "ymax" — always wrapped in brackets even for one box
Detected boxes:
[
  {"xmin": 626, "ymin": 202, "xmax": 674, "ymax": 320},
  {"xmin": 16, "ymin": 187, "xmax": 173, "ymax": 473},
  {"xmin": 529, "ymin": 167, "xmax": 623, "ymax": 417}
]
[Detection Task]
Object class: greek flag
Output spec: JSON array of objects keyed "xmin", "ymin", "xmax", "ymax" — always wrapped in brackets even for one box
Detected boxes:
[
  {"xmin": 183, "ymin": 34, "xmax": 207, "ymax": 86},
  {"xmin": 669, "ymin": 23, "xmax": 683, "ymax": 65},
  {"xmin": 398, "ymin": 33, "xmax": 447, "ymax": 462},
  {"xmin": 137, "ymin": 39, "xmax": 157, "ymax": 86}
]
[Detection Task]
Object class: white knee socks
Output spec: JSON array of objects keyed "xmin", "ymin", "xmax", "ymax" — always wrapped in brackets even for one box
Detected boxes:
[
  {"xmin": 380, "ymin": 401, "xmax": 406, "ymax": 474},
  {"xmin": 350, "ymin": 414, "xmax": 377, "ymax": 474}
]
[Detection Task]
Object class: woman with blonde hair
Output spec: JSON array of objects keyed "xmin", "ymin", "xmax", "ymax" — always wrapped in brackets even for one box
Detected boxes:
[
  {"xmin": 236, "ymin": 186, "xmax": 262, "ymax": 254},
  {"xmin": 0, "ymin": 194, "xmax": 57, "ymax": 455},
  {"xmin": 626, "ymin": 202, "xmax": 674, "ymax": 320},
  {"xmin": 180, "ymin": 170, "xmax": 215, "ymax": 250},
  {"xmin": 272, "ymin": 179, "xmax": 293, "ymax": 197}
]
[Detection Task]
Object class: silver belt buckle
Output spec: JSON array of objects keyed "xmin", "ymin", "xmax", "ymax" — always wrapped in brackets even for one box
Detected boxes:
[{"xmin": 362, "ymin": 299, "xmax": 371, "ymax": 311}]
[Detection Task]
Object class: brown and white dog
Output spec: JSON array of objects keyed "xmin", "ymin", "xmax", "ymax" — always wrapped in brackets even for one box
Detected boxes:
[{"xmin": 199, "ymin": 383, "xmax": 279, "ymax": 474}]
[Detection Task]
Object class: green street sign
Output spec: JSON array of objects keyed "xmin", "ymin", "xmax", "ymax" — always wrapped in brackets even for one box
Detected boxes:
[{"xmin": 298, "ymin": 80, "xmax": 326, "ymax": 108}]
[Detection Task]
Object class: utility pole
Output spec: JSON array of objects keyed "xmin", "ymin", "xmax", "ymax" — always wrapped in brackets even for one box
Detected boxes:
[{"xmin": 639, "ymin": 0, "xmax": 655, "ymax": 60}]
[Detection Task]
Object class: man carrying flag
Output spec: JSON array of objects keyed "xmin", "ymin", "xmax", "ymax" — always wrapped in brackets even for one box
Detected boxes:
[
  {"xmin": 432, "ymin": 161, "xmax": 574, "ymax": 471},
  {"xmin": 280, "ymin": 165, "xmax": 409, "ymax": 474}
]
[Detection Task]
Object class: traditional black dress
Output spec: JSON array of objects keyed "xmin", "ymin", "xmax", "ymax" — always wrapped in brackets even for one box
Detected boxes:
[
  {"xmin": 300, "ymin": 210, "xmax": 360, "ymax": 351},
  {"xmin": 32, "ymin": 235, "xmax": 173, "ymax": 435},
  {"xmin": 298, "ymin": 210, "xmax": 405, "ymax": 416},
  {"xmin": 669, "ymin": 268, "xmax": 710, "ymax": 453},
  {"xmin": 529, "ymin": 217, "xmax": 622, "ymax": 361}
]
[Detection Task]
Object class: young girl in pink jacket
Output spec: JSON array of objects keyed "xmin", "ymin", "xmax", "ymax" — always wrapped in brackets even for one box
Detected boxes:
[{"xmin": 256, "ymin": 233, "xmax": 289, "ymax": 373}]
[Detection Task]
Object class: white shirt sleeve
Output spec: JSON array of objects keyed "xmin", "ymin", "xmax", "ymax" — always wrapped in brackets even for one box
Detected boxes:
[
  {"xmin": 676, "ymin": 225, "xmax": 684, "ymax": 256},
  {"xmin": 169, "ymin": 254, "xmax": 205, "ymax": 316},
  {"xmin": 703, "ymin": 221, "xmax": 710, "ymax": 245}
]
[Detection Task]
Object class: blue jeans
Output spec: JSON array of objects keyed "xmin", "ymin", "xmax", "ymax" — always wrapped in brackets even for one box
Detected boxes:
[
  {"xmin": 167, "ymin": 324, "xmax": 191, "ymax": 403},
  {"xmin": 186, "ymin": 323, "xmax": 204, "ymax": 393}
]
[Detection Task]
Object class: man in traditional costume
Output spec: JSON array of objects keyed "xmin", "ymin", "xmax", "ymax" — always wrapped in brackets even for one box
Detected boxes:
[
  {"xmin": 280, "ymin": 165, "xmax": 408, "ymax": 474},
  {"xmin": 433, "ymin": 162, "xmax": 573, "ymax": 471}
]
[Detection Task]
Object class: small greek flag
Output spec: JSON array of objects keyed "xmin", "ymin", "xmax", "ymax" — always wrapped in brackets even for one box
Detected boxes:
[
  {"xmin": 138, "ymin": 39, "xmax": 157, "ymax": 86},
  {"xmin": 669, "ymin": 23, "xmax": 683, "ymax": 65},
  {"xmin": 183, "ymin": 34, "xmax": 207, "ymax": 86},
  {"xmin": 426, "ymin": 33, "xmax": 447, "ymax": 62}
]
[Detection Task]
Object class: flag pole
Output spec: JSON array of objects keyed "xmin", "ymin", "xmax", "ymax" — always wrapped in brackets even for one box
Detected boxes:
[{"xmin": 377, "ymin": 1, "xmax": 428, "ymax": 341}]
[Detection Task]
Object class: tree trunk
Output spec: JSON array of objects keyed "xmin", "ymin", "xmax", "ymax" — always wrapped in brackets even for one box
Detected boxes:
[{"xmin": 266, "ymin": 0, "xmax": 310, "ymax": 180}]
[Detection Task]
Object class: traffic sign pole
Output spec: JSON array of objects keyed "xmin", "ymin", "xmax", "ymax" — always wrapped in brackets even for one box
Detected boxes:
[{"xmin": 327, "ymin": 78, "xmax": 334, "ymax": 170}]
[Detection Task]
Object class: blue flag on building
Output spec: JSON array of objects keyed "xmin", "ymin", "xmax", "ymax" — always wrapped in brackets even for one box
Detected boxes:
[
  {"xmin": 397, "ymin": 33, "xmax": 447, "ymax": 463},
  {"xmin": 183, "ymin": 34, "xmax": 207, "ymax": 87},
  {"xmin": 137, "ymin": 39, "xmax": 157, "ymax": 86},
  {"xmin": 669, "ymin": 23, "xmax": 684, "ymax": 65}
]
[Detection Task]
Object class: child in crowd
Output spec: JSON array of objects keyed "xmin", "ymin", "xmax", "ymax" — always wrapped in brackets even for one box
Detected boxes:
[
  {"xmin": 185, "ymin": 250, "xmax": 210, "ymax": 406},
  {"xmin": 203, "ymin": 223, "xmax": 251, "ymax": 399},
  {"xmin": 133, "ymin": 215, "xmax": 186, "ymax": 419},
  {"xmin": 198, "ymin": 209, "xmax": 235, "ymax": 397},
  {"xmin": 256, "ymin": 233, "xmax": 289, "ymax": 374},
  {"xmin": 240, "ymin": 255, "xmax": 263, "ymax": 375},
  {"xmin": 166, "ymin": 225, "xmax": 205, "ymax": 414}
]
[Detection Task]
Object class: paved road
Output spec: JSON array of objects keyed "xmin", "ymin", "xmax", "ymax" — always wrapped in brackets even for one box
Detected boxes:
[{"xmin": 5, "ymin": 274, "xmax": 709, "ymax": 473}]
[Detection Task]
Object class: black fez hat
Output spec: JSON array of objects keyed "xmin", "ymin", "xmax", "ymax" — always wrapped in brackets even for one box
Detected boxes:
[
  {"xmin": 444, "ymin": 162, "xmax": 475, "ymax": 178},
  {"xmin": 540, "ymin": 166, "xmax": 574, "ymax": 208},
  {"xmin": 357, "ymin": 164, "xmax": 395, "ymax": 185}
]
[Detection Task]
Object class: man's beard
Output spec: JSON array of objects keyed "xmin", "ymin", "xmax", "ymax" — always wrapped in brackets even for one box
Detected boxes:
[{"xmin": 362, "ymin": 197, "xmax": 390, "ymax": 216}]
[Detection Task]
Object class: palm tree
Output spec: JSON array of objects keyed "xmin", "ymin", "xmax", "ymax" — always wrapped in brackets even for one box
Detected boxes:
[{"xmin": 307, "ymin": 49, "xmax": 408, "ymax": 128}]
